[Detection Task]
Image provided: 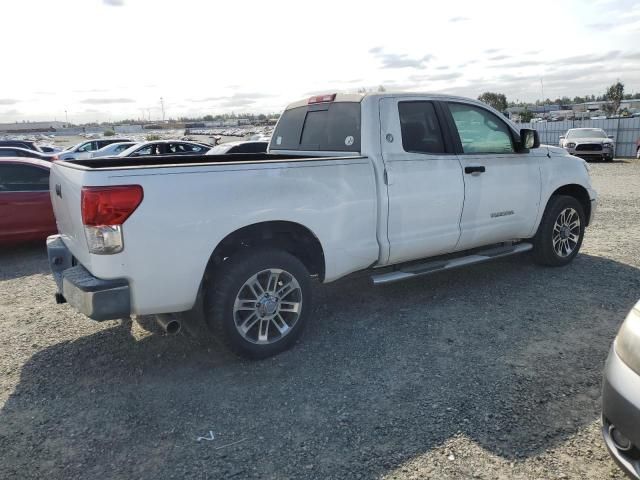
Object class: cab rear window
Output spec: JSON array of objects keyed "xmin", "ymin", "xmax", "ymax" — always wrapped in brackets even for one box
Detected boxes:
[{"xmin": 271, "ymin": 102, "xmax": 361, "ymax": 152}]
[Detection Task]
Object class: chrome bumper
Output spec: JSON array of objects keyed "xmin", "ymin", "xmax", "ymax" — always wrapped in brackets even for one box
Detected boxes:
[{"xmin": 47, "ymin": 235, "xmax": 131, "ymax": 321}]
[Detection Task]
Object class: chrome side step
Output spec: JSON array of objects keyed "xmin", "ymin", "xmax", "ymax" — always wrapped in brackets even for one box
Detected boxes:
[{"xmin": 371, "ymin": 242, "xmax": 533, "ymax": 285}]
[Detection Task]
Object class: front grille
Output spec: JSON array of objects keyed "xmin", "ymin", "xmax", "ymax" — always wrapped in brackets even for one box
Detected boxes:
[{"xmin": 575, "ymin": 143, "xmax": 603, "ymax": 151}]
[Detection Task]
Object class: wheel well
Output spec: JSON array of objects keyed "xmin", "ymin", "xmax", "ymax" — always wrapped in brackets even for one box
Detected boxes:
[
  {"xmin": 208, "ymin": 221, "xmax": 325, "ymax": 280},
  {"xmin": 551, "ymin": 184, "xmax": 592, "ymax": 225}
]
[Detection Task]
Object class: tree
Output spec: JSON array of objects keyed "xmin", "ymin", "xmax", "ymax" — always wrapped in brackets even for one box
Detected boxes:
[
  {"xmin": 604, "ymin": 81, "xmax": 624, "ymax": 117},
  {"xmin": 520, "ymin": 107, "xmax": 534, "ymax": 123},
  {"xmin": 478, "ymin": 92, "xmax": 508, "ymax": 112}
]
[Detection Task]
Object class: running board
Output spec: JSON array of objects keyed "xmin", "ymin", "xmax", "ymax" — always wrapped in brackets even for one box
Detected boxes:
[{"xmin": 371, "ymin": 242, "xmax": 533, "ymax": 285}]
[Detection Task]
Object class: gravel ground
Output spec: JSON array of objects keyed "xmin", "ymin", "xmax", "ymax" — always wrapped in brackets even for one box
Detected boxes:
[{"xmin": 1, "ymin": 160, "xmax": 639, "ymax": 479}]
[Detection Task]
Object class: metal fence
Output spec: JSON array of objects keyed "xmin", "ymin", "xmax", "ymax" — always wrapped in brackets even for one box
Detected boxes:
[{"xmin": 516, "ymin": 117, "xmax": 640, "ymax": 158}]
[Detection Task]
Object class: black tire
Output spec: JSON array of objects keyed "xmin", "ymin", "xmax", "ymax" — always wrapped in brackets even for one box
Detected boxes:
[
  {"xmin": 532, "ymin": 195, "xmax": 586, "ymax": 266},
  {"xmin": 205, "ymin": 248, "xmax": 312, "ymax": 359}
]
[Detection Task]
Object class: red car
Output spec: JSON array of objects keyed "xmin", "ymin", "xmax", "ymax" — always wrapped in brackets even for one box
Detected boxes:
[{"xmin": 0, "ymin": 157, "xmax": 57, "ymax": 245}]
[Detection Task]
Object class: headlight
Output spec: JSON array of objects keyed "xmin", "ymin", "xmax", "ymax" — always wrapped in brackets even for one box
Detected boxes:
[
  {"xmin": 615, "ymin": 300, "xmax": 640, "ymax": 375},
  {"xmin": 603, "ymin": 142, "xmax": 613, "ymax": 147},
  {"xmin": 566, "ymin": 142, "xmax": 576, "ymax": 148}
]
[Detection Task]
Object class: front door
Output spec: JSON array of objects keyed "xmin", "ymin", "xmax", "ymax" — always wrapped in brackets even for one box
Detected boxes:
[
  {"xmin": 444, "ymin": 102, "xmax": 542, "ymax": 250},
  {"xmin": 380, "ymin": 97, "xmax": 465, "ymax": 264}
]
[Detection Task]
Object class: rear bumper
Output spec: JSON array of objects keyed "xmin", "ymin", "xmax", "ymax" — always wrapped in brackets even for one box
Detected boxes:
[
  {"xmin": 47, "ymin": 235, "xmax": 131, "ymax": 321},
  {"xmin": 602, "ymin": 346, "xmax": 640, "ymax": 479}
]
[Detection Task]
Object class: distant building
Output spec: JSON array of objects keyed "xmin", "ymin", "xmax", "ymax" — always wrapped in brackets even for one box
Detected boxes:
[{"xmin": 0, "ymin": 121, "xmax": 67, "ymax": 133}]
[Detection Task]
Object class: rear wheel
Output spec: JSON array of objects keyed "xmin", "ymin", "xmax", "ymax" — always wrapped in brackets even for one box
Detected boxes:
[
  {"xmin": 532, "ymin": 195, "xmax": 585, "ymax": 266},
  {"xmin": 205, "ymin": 248, "xmax": 312, "ymax": 359}
]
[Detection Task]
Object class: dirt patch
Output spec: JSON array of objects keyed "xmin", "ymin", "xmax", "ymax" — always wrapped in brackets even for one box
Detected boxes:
[{"xmin": 1, "ymin": 160, "xmax": 638, "ymax": 479}]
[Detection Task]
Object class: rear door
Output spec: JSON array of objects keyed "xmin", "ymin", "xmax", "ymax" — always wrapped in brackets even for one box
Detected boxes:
[
  {"xmin": 444, "ymin": 101, "xmax": 541, "ymax": 250},
  {"xmin": 380, "ymin": 97, "xmax": 465, "ymax": 264},
  {"xmin": 0, "ymin": 163, "xmax": 55, "ymax": 242}
]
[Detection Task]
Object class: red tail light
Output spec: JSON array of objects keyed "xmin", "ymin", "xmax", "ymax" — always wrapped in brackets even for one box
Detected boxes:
[
  {"xmin": 308, "ymin": 93, "xmax": 336, "ymax": 104},
  {"xmin": 81, "ymin": 185, "xmax": 143, "ymax": 226},
  {"xmin": 51, "ymin": 155, "xmax": 59, "ymax": 161}
]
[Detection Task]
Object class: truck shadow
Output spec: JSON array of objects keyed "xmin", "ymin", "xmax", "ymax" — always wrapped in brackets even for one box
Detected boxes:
[{"xmin": 1, "ymin": 253, "xmax": 638, "ymax": 479}]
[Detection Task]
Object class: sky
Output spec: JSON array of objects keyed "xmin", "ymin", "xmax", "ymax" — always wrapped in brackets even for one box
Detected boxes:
[{"xmin": 1, "ymin": 0, "xmax": 639, "ymax": 123}]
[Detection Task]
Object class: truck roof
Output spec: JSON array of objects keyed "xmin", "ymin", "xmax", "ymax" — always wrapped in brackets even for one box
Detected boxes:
[{"xmin": 284, "ymin": 92, "xmax": 496, "ymax": 110}]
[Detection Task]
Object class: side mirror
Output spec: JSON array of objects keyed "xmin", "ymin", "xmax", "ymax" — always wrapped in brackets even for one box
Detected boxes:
[
  {"xmin": 559, "ymin": 136, "xmax": 565, "ymax": 140},
  {"xmin": 520, "ymin": 129, "xmax": 540, "ymax": 150},
  {"xmin": 607, "ymin": 135, "xmax": 614, "ymax": 139}
]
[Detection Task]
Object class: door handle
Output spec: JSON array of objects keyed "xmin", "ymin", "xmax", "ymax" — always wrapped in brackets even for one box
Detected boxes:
[{"xmin": 464, "ymin": 166, "xmax": 486, "ymax": 174}]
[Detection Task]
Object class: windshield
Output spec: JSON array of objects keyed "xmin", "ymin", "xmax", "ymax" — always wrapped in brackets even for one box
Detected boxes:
[{"xmin": 566, "ymin": 129, "xmax": 606, "ymax": 139}]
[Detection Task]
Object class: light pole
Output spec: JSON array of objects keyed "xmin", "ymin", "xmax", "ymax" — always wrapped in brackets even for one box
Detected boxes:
[{"xmin": 65, "ymin": 110, "xmax": 68, "ymax": 124}]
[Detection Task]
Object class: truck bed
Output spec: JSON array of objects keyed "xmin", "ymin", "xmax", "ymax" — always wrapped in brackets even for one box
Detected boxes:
[
  {"xmin": 66, "ymin": 153, "xmax": 351, "ymax": 170},
  {"xmin": 49, "ymin": 152, "xmax": 380, "ymax": 315}
]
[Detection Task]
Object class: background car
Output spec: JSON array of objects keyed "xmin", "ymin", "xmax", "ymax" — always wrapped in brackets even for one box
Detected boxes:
[
  {"xmin": 559, "ymin": 128, "xmax": 615, "ymax": 161},
  {"xmin": 0, "ymin": 146, "xmax": 59, "ymax": 161},
  {"xmin": 0, "ymin": 140, "xmax": 43, "ymax": 152},
  {"xmin": 206, "ymin": 139, "xmax": 269, "ymax": 155},
  {"xmin": 39, "ymin": 145, "xmax": 62, "ymax": 153},
  {"xmin": 118, "ymin": 140, "xmax": 211, "ymax": 157},
  {"xmin": 0, "ymin": 157, "xmax": 56, "ymax": 245},
  {"xmin": 90, "ymin": 141, "xmax": 138, "ymax": 158},
  {"xmin": 602, "ymin": 299, "xmax": 640, "ymax": 479},
  {"xmin": 58, "ymin": 138, "xmax": 131, "ymax": 161}
]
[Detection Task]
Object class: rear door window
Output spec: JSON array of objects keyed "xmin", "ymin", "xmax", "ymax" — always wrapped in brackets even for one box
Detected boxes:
[
  {"xmin": 271, "ymin": 102, "xmax": 361, "ymax": 152},
  {"xmin": 0, "ymin": 164, "xmax": 50, "ymax": 192},
  {"xmin": 398, "ymin": 102, "xmax": 446, "ymax": 154}
]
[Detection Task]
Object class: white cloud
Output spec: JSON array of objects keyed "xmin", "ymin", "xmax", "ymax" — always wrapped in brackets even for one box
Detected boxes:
[{"xmin": 0, "ymin": 0, "xmax": 639, "ymax": 122}]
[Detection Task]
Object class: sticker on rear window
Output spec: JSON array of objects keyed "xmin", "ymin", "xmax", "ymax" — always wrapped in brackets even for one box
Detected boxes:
[
  {"xmin": 345, "ymin": 135, "xmax": 354, "ymax": 146},
  {"xmin": 276, "ymin": 136, "xmax": 282, "ymax": 145}
]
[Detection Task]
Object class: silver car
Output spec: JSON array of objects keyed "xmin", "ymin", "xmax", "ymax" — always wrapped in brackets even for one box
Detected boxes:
[
  {"xmin": 602, "ymin": 300, "xmax": 640, "ymax": 479},
  {"xmin": 560, "ymin": 128, "xmax": 615, "ymax": 161}
]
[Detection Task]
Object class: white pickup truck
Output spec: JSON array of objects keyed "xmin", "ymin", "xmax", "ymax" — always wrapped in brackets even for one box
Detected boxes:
[{"xmin": 47, "ymin": 92, "xmax": 597, "ymax": 359}]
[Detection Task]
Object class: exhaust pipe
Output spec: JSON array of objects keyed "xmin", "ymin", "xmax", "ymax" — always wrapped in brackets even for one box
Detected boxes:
[{"xmin": 156, "ymin": 314, "xmax": 181, "ymax": 335}]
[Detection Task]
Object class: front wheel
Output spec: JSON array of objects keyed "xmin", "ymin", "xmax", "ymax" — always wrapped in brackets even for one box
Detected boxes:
[
  {"xmin": 205, "ymin": 248, "xmax": 312, "ymax": 359},
  {"xmin": 532, "ymin": 195, "xmax": 586, "ymax": 266}
]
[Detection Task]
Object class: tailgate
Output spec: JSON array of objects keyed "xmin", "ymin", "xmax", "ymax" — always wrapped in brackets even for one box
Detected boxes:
[{"xmin": 49, "ymin": 162, "xmax": 92, "ymax": 268}]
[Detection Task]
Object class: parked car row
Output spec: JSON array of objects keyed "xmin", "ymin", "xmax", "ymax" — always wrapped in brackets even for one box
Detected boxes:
[
  {"xmin": 0, "ymin": 135, "xmax": 270, "ymax": 246},
  {"xmin": 57, "ymin": 138, "xmax": 134, "ymax": 160}
]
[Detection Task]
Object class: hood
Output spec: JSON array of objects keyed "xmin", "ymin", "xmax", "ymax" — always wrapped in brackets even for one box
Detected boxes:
[{"xmin": 544, "ymin": 145, "xmax": 569, "ymax": 156}]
